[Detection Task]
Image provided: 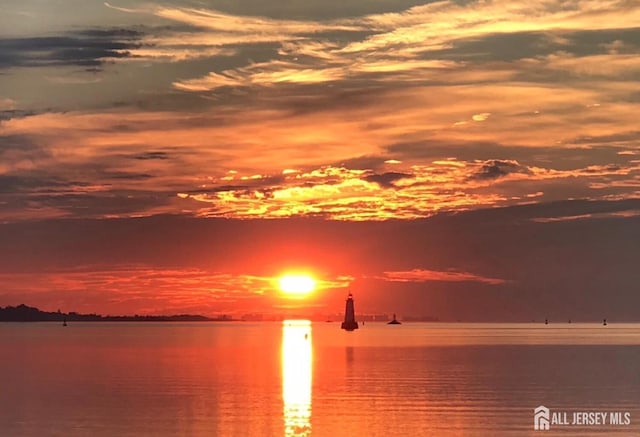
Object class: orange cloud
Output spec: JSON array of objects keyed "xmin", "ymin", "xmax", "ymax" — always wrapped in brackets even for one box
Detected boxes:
[{"xmin": 3, "ymin": 100, "xmax": 639, "ymax": 221}]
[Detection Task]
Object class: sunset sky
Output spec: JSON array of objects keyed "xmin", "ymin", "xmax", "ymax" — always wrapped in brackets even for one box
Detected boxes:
[{"xmin": 1, "ymin": 0, "xmax": 639, "ymax": 319}]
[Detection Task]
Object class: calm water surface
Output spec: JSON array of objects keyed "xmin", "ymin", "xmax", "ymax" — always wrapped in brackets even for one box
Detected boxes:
[{"xmin": 1, "ymin": 322, "xmax": 640, "ymax": 436}]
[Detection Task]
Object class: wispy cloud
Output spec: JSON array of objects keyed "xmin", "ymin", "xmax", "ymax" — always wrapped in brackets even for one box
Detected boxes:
[
  {"xmin": 531, "ymin": 209, "xmax": 640, "ymax": 222},
  {"xmin": 174, "ymin": 61, "xmax": 348, "ymax": 90},
  {"xmin": 141, "ymin": 0, "xmax": 640, "ymax": 92},
  {"xmin": 151, "ymin": 6, "xmax": 361, "ymax": 34},
  {"xmin": 380, "ymin": 269, "xmax": 508, "ymax": 285}
]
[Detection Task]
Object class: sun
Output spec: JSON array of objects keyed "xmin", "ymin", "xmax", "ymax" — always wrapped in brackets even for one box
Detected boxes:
[{"xmin": 278, "ymin": 274, "xmax": 316, "ymax": 296}]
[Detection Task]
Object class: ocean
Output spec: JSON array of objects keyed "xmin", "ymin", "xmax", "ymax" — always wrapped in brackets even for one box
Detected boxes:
[{"xmin": 1, "ymin": 321, "xmax": 639, "ymax": 436}]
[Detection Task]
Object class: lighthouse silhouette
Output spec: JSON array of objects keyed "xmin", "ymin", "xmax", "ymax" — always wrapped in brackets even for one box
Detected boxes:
[{"xmin": 341, "ymin": 293, "xmax": 359, "ymax": 331}]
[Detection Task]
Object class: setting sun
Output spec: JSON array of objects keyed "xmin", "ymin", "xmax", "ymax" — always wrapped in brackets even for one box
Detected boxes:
[{"xmin": 278, "ymin": 275, "xmax": 316, "ymax": 296}]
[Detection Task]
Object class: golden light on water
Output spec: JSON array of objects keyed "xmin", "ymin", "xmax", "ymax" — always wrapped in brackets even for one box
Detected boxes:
[{"xmin": 282, "ymin": 320, "xmax": 312, "ymax": 436}]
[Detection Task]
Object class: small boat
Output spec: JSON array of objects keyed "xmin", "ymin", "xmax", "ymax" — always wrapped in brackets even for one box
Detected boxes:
[
  {"xmin": 341, "ymin": 293, "xmax": 359, "ymax": 331},
  {"xmin": 603, "ymin": 318, "xmax": 607, "ymax": 326},
  {"xmin": 387, "ymin": 313, "xmax": 401, "ymax": 325}
]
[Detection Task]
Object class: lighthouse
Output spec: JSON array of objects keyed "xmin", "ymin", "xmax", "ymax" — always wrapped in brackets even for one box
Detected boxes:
[{"xmin": 341, "ymin": 293, "xmax": 359, "ymax": 331}]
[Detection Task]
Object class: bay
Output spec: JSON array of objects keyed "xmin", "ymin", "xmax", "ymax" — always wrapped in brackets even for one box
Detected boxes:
[{"xmin": 1, "ymin": 322, "xmax": 639, "ymax": 436}]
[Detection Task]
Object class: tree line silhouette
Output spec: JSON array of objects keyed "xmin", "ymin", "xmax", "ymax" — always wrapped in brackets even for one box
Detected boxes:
[{"xmin": 0, "ymin": 304, "xmax": 223, "ymax": 322}]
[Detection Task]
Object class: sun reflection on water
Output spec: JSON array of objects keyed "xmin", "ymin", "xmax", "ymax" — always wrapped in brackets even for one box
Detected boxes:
[{"xmin": 282, "ymin": 320, "xmax": 312, "ymax": 437}]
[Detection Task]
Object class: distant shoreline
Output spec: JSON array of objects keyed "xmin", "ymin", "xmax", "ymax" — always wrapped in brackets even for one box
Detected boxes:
[
  {"xmin": 0, "ymin": 304, "xmax": 232, "ymax": 322},
  {"xmin": 0, "ymin": 304, "xmax": 622, "ymax": 323},
  {"xmin": 0, "ymin": 319, "xmax": 233, "ymax": 322}
]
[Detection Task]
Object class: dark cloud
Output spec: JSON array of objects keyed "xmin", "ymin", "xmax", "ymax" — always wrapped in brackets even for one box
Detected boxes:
[
  {"xmin": 567, "ymin": 28, "xmax": 640, "ymax": 54},
  {"xmin": 0, "ymin": 134, "xmax": 51, "ymax": 164},
  {"xmin": 619, "ymin": 92, "xmax": 640, "ymax": 103},
  {"xmin": 0, "ymin": 134, "xmax": 41, "ymax": 153},
  {"xmin": 0, "ymin": 110, "xmax": 39, "ymax": 122},
  {"xmin": 106, "ymin": 172, "xmax": 154, "ymax": 180},
  {"xmin": 364, "ymin": 171, "xmax": 412, "ymax": 187},
  {"xmin": 131, "ymin": 151, "xmax": 170, "ymax": 160},
  {"xmin": 75, "ymin": 28, "xmax": 143, "ymax": 39},
  {"xmin": 0, "ymin": 28, "xmax": 143, "ymax": 69},
  {"xmin": 0, "ymin": 191, "xmax": 175, "ymax": 219},
  {"xmin": 471, "ymin": 160, "xmax": 530, "ymax": 180},
  {"xmin": 336, "ymin": 155, "xmax": 390, "ymax": 171}
]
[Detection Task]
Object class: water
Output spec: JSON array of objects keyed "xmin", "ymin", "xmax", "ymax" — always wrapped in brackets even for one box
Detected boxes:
[{"xmin": 1, "ymin": 322, "xmax": 640, "ymax": 436}]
